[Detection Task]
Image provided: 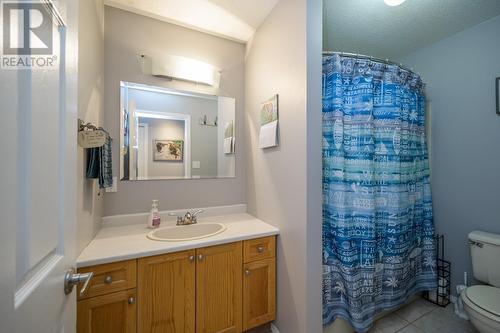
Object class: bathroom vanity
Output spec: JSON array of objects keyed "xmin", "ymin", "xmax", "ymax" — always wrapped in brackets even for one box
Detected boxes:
[{"xmin": 76, "ymin": 213, "xmax": 279, "ymax": 333}]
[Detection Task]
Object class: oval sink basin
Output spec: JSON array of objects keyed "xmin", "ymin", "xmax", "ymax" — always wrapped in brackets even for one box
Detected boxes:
[{"xmin": 147, "ymin": 223, "xmax": 226, "ymax": 242}]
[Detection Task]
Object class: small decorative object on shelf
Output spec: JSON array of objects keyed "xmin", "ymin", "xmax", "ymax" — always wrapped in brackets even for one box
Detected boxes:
[{"xmin": 424, "ymin": 234, "xmax": 451, "ymax": 307}]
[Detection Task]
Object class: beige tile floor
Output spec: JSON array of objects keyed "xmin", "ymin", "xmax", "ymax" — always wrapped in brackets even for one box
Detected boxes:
[{"xmin": 369, "ymin": 299, "xmax": 478, "ymax": 333}]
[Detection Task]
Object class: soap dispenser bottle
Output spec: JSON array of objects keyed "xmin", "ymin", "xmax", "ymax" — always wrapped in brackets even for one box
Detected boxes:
[{"xmin": 147, "ymin": 200, "xmax": 161, "ymax": 229}]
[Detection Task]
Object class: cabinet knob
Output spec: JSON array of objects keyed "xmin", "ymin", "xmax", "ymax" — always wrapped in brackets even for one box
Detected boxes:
[
  {"xmin": 198, "ymin": 254, "xmax": 204, "ymax": 261},
  {"xmin": 189, "ymin": 255, "xmax": 195, "ymax": 262},
  {"xmin": 245, "ymin": 269, "xmax": 251, "ymax": 276},
  {"xmin": 257, "ymin": 245, "xmax": 265, "ymax": 253},
  {"xmin": 128, "ymin": 297, "xmax": 135, "ymax": 305},
  {"xmin": 104, "ymin": 275, "xmax": 113, "ymax": 284}
]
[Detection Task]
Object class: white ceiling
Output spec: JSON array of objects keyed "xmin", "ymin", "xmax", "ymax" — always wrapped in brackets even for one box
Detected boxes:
[
  {"xmin": 323, "ymin": 0, "xmax": 500, "ymax": 60},
  {"xmin": 104, "ymin": 0, "xmax": 279, "ymax": 43}
]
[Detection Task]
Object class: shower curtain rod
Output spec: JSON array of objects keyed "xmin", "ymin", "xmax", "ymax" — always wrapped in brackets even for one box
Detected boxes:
[{"xmin": 322, "ymin": 51, "xmax": 418, "ymax": 75}]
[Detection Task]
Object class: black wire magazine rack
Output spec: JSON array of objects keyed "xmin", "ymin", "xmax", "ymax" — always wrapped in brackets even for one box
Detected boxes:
[{"xmin": 424, "ymin": 234, "xmax": 451, "ymax": 307}]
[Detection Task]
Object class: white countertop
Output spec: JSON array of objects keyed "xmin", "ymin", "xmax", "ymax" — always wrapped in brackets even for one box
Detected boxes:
[{"xmin": 77, "ymin": 213, "xmax": 279, "ymax": 268}]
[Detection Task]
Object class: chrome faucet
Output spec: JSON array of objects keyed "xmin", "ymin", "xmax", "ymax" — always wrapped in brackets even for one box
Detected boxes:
[{"xmin": 169, "ymin": 209, "xmax": 204, "ymax": 226}]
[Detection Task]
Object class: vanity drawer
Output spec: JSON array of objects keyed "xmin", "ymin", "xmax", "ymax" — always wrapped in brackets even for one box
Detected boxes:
[
  {"xmin": 77, "ymin": 260, "xmax": 137, "ymax": 300},
  {"xmin": 243, "ymin": 236, "xmax": 276, "ymax": 263}
]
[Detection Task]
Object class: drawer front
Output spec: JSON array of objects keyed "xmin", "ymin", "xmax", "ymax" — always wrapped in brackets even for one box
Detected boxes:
[
  {"xmin": 77, "ymin": 260, "xmax": 137, "ymax": 300},
  {"xmin": 243, "ymin": 236, "xmax": 275, "ymax": 263},
  {"xmin": 77, "ymin": 289, "xmax": 136, "ymax": 333}
]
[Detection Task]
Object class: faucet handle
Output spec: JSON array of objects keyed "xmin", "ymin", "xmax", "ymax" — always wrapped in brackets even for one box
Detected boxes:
[
  {"xmin": 169, "ymin": 210, "xmax": 203, "ymax": 225},
  {"xmin": 192, "ymin": 209, "xmax": 204, "ymax": 217},
  {"xmin": 191, "ymin": 209, "xmax": 204, "ymax": 223},
  {"xmin": 168, "ymin": 212, "xmax": 184, "ymax": 224}
]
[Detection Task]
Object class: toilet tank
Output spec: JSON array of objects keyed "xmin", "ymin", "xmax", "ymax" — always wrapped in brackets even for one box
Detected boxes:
[{"xmin": 469, "ymin": 231, "xmax": 500, "ymax": 287}]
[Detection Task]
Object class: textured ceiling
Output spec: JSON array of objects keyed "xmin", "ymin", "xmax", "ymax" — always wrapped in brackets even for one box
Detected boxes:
[
  {"xmin": 104, "ymin": 0, "xmax": 279, "ymax": 43},
  {"xmin": 323, "ymin": 0, "xmax": 500, "ymax": 60}
]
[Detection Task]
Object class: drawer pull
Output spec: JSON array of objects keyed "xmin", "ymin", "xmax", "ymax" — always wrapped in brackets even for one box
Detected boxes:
[
  {"xmin": 198, "ymin": 254, "xmax": 204, "ymax": 261},
  {"xmin": 245, "ymin": 269, "xmax": 251, "ymax": 276},
  {"xmin": 257, "ymin": 245, "xmax": 265, "ymax": 253},
  {"xmin": 128, "ymin": 297, "xmax": 135, "ymax": 305},
  {"xmin": 104, "ymin": 275, "xmax": 113, "ymax": 284},
  {"xmin": 189, "ymin": 255, "xmax": 195, "ymax": 262}
]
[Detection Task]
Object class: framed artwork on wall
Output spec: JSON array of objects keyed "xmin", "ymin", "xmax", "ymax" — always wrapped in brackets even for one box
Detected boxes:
[
  {"xmin": 497, "ymin": 77, "xmax": 500, "ymax": 115},
  {"xmin": 154, "ymin": 139, "xmax": 184, "ymax": 161},
  {"xmin": 258, "ymin": 94, "xmax": 279, "ymax": 149}
]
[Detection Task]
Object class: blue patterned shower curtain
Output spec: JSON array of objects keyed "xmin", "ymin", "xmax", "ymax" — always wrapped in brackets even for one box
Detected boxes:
[{"xmin": 322, "ymin": 54, "xmax": 437, "ymax": 332}]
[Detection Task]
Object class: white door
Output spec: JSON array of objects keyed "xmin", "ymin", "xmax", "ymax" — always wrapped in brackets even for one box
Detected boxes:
[
  {"xmin": 138, "ymin": 123, "xmax": 149, "ymax": 179},
  {"xmin": 128, "ymin": 98, "xmax": 138, "ymax": 179},
  {"xmin": 0, "ymin": 1, "xmax": 79, "ymax": 332}
]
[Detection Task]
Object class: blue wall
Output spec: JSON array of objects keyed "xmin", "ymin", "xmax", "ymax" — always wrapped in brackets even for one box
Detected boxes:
[{"xmin": 401, "ymin": 15, "xmax": 500, "ymax": 292}]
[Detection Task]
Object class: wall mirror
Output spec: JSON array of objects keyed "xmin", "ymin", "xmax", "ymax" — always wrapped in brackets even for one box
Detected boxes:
[{"xmin": 120, "ymin": 82, "xmax": 236, "ymax": 180}]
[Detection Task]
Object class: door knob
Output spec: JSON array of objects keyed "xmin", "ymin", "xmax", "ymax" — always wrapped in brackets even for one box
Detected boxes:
[{"xmin": 64, "ymin": 269, "xmax": 94, "ymax": 296}]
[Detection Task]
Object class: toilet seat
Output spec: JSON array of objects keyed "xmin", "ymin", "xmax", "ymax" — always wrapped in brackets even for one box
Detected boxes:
[{"xmin": 463, "ymin": 285, "xmax": 500, "ymax": 320}]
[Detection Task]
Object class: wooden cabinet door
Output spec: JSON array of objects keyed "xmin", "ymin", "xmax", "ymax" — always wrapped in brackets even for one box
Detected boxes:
[
  {"xmin": 138, "ymin": 250, "xmax": 196, "ymax": 333},
  {"xmin": 77, "ymin": 289, "xmax": 136, "ymax": 333},
  {"xmin": 196, "ymin": 242, "xmax": 243, "ymax": 333},
  {"xmin": 242, "ymin": 258, "xmax": 276, "ymax": 331}
]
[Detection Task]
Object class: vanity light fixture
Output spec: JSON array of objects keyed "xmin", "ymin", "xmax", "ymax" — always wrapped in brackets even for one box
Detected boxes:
[
  {"xmin": 384, "ymin": 0, "xmax": 407, "ymax": 6},
  {"xmin": 143, "ymin": 54, "xmax": 221, "ymax": 87}
]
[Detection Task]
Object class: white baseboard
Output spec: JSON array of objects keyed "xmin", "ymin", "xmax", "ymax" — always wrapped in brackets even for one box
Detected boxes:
[{"xmin": 270, "ymin": 323, "xmax": 280, "ymax": 333}]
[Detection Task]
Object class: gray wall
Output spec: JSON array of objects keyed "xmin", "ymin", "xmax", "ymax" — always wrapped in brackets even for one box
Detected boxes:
[
  {"xmin": 104, "ymin": 6, "xmax": 246, "ymax": 215},
  {"xmin": 77, "ymin": 0, "xmax": 104, "ymax": 254},
  {"xmin": 244, "ymin": 0, "xmax": 322, "ymax": 331},
  {"xmin": 401, "ymin": 15, "xmax": 500, "ymax": 292}
]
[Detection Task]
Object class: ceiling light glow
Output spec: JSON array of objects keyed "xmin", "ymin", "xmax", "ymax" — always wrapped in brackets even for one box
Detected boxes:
[{"xmin": 384, "ymin": 0, "xmax": 406, "ymax": 6}]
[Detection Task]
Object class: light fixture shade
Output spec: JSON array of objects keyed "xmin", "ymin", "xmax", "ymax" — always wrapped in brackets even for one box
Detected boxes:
[
  {"xmin": 384, "ymin": 0, "xmax": 406, "ymax": 6},
  {"xmin": 150, "ymin": 54, "xmax": 220, "ymax": 87}
]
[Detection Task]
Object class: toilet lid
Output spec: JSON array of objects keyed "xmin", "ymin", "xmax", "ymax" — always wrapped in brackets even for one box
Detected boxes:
[{"xmin": 466, "ymin": 285, "xmax": 500, "ymax": 317}]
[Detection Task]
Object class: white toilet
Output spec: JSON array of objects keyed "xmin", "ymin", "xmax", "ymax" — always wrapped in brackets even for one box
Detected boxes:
[{"xmin": 462, "ymin": 231, "xmax": 500, "ymax": 333}]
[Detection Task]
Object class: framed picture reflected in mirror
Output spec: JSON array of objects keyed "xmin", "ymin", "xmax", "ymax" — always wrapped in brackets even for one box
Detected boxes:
[
  {"xmin": 154, "ymin": 139, "xmax": 184, "ymax": 161},
  {"xmin": 496, "ymin": 77, "xmax": 500, "ymax": 115}
]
